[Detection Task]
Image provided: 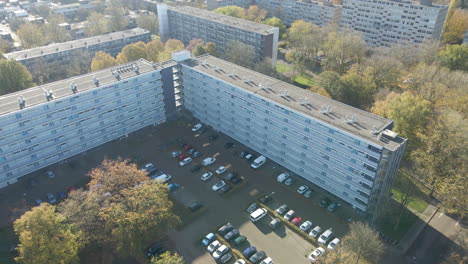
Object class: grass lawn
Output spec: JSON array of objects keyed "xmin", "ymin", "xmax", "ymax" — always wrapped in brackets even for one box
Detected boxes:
[
  {"xmin": 276, "ymin": 61, "xmax": 293, "ymax": 73},
  {"xmin": 379, "ymin": 212, "xmax": 420, "ymax": 241},
  {"xmin": 392, "ymin": 187, "xmax": 429, "ymax": 214},
  {"xmin": 392, "ymin": 169, "xmax": 430, "ymax": 214},
  {"xmin": 293, "ymin": 74, "xmax": 316, "ymax": 87}
]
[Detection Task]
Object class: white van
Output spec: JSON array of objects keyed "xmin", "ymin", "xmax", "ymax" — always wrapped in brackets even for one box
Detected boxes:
[
  {"xmin": 318, "ymin": 228, "xmax": 333, "ymax": 244},
  {"xmin": 251, "ymin": 155, "xmax": 267, "ymax": 169},
  {"xmin": 276, "ymin": 173, "xmax": 289, "ymax": 183},
  {"xmin": 250, "ymin": 208, "xmax": 267, "ymax": 222}
]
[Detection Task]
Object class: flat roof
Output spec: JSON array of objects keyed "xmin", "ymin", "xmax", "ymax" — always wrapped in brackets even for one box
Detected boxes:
[
  {"xmin": 183, "ymin": 55, "xmax": 406, "ymax": 150},
  {"xmin": 167, "ymin": 5, "xmax": 277, "ymax": 35},
  {"xmin": 0, "ymin": 59, "xmax": 177, "ymax": 117},
  {"xmin": 4, "ymin": 28, "xmax": 150, "ymax": 61}
]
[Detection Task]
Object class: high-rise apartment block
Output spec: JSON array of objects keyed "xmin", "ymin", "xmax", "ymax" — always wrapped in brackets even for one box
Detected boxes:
[
  {"xmin": 158, "ymin": 5, "xmax": 279, "ymax": 64},
  {"xmin": 4, "ymin": 28, "xmax": 151, "ymax": 79},
  {"xmin": 0, "ymin": 52, "xmax": 406, "ymax": 217}
]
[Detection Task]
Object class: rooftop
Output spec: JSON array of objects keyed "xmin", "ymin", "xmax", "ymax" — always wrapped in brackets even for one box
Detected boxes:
[
  {"xmin": 0, "ymin": 59, "xmax": 177, "ymax": 117},
  {"xmin": 183, "ymin": 55, "xmax": 406, "ymax": 150},
  {"xmin": 4, "ymin": 28, "xmax": 150, "ymax": 61},
  {"xmin": 167, "ymin": 5, "xmax": 277, "ymax": 35}
]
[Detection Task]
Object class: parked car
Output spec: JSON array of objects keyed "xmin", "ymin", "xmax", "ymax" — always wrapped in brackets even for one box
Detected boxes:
[
  {"xmin": 276, "ymin": 173, "xmax": 289, "ymax": 183},
  {"xmin": 146, "ymin": 243, "xmax": 165, "ymax": 259},
  {"xmin": 304, "ymin": 189, "xmax": 313, "ymax": 198},
  {"xmin": 188, "ymin": 148, "xmax": 196, "ymax": 155},
  {"xmin": 207, "ymin": 240, "xmax": 221, "ymax": 253},
  {"xmin": 318, "ymin": 228, "xmax": 333, "ymax": 244},
  {"xmin": 291, "ymin": 217, "xmax": 303, "ymax": 225},
  {"xmin": 141, "ymin": 163, "xmax": 157, "ymax": 175},
  {"xmin": 327, "ymin": 203, "xmax": 341, "ymax": 213},
  {"xmin": 35, "ymin": 199, "xmax": 42, "ymax": 206},
  {"xmin": 168, "ymin": 183, "xmax": 180, "ymax": 192},
  {"xmin": 249, "ymin": 250, "xmax": 266, "ymax": 263},
  {"xmin": 215, "ymin": 166, "xmax": 227, "ymax": 174},
  {"xmin": 177, "ymin": 154, "xmax": 189, "ymax": 161},
  {"xmin": 219, "ymin": 185, "xmax": 232, "ymax": 194},
  {"xmin": 192, "ymin": 151, "xmax": 202, "ymax": 158},
  {"xmin": 202, "ymin": 233, "xmax": 215, "ymax": 246},
  {"xmin": 260, "ymin": 257, "xmax": 273, "ymax": 264},
  {"xmin": 300, "ymin": 220, "xmax": 313, "ymax": 231},
  {"xmin": 202, "ymin": 157, "xmax": 216, "ymax": 166},
  {"xmin": 188, "ymin": 201, "xmax": 203, "ymax": 212},
  {"xmin": 275, "ymin": 204, "xmax": 288, "ymax": 215},
  {"xmin": 46, "ymin": 170, "xmax": 55, "ymax": 179},
  {"xmin": 245, "ymin": 154, "xmax": 255, "ymax": 161},
  {"xmin": 259, "ymin": 192, "xmax": 275, "ymax": 203},
  {"xmin": 183, "ymin": 144, "xmax": 193, "ymax": 151},
  {"xmin": 224, "ymin": 142, "xmax": 235, "ymax": 149},
  {"xmin": 190, "ymin": 165, "xmax": 202, "ymax": 172},
  {"xmin": 67, "ymin": 187, "xmax": 76, "ymax": 193},
  {"xmin": 201, "ymin": 172, "xmax": 213, "ymax": 181},
  {"xmin": 56, "ymin": 192, "xmax": 67, "ymax": 200},
  {"xmin": 212, "ymin": 181, "xmax": 226, "ymax": 191},
  {"xmin": 224, "ymin": 229, "xmax": 240, "ymax": 241},
  {"xmin": 309, "ymin": 226, "xmax": 322, "ymax": 238},
  {"xmin": 219, "ymin": 252, "xmax": 233, "ymax": 263},
  {"xmin": 327, "ymin": 238, "xmax": 341, "ymax": 250},
  {"xmin": 251, "ymin": 155, "xmax": 266, "ymax": 169},
  {"xmin": 235, "ymin": 260, "xmax": 246, "ymax": 264},
  {"xmin": 250, "ymin": 208, "xmax": 268, "ymax": 222},
  {"xmin": 179, "ymin": 157, "xmax": 192, "ymax": 167},
  {"xmin": 224, "ymin": 172, "xmax": 238, "ymax": 181},
  {"xmin": 243, "ymin": 246, "xmax": 257, "ymax": 258},
  {"xmin": 239, "ymin": 150, "xmax": 249, "ymax": 158},
  {"xmin": 218, "ymin": 223, "xmax": 233, "ymax": 235},
  {"xmin": 284, "ymin": 210, "xmax": 295, "ymax": 221},
  {"xmin": 320, "ymin": 198, "xmax": 332, "ymax": 208},
  {"xmin": 208, "ymin": 134, "xmax": 219, "ymax": 141},
  {"xmin": 297, "ymin": 185, "xmax": 309, "ymax": 194},
  {"xmin": 192, "ymin": 123, "xmax": 202, "ymax": 132},
  {"xmin": 308, "ymin": 247, "xmax": 325, "ymax": 262},
  {"xmin": 233, "ymin": 235, "xmax": 247, "ymax": 246},
  {"xmin": 246, "ymin": 202, "xmax": 258, "ymax": 213},
  {"xmin": 152, "ymin": 174, "xmax": 172, "ymax": 183},
  {"xmin": 230, "ymin": 176, "xmax": 242, "ymax": 184},
  {"xmin": 170, "ymin": 151, "xmax": 182, "ymax": 157},
  {"xmin": 284, "ymin": 177, "xmax": 295, "ymax": 186},
  {"xmin": 46, "ymin": 193, "xmax": 57, "ymax": 204},
  {"xmin": 269, "ymin": 218, "xmax": 281, "ymax": 229},
  {"xmin": 213, "ymin": 245, "xmax": 229, "ymax": 259}
]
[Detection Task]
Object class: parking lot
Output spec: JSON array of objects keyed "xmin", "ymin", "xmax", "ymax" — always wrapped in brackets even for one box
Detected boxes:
[{"xmin": 0, "ymin": 116, "xmax": 353, "ymax": 263}]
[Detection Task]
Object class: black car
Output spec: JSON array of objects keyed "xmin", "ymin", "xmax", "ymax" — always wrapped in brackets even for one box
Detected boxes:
[
  {"xmin": 219, "ymin": 252, "xmax": 233, "ymax": 264},
  {"xmin": 320, "ymin": 198, "xmax": 332, "ymax": 208},
  {"xmin": 179, "ymin": 143, "xmax": 188, "ymax": 149},
  {"xmin": 224, "ymin": 172, "xmax": 238, "ymax": 181},
  {"xmin": 224, "ymin": 142, "xmax": 235, "ymax": 149},
  {"xmin": 249, "ymin": 250, "xmax": 266, "ymax": 263},
  {"xmin": 188, "ymin": 201, "xmax": 203, "ymax": 212},
  {"xmin": 190, "ymin": 165, "xmax": 202, "ymax": 172},
  {"xmin": 219, "ymin": 184, "xmax": 232, "ymax": 194},
  {"xmin": 240, "ymin": 150, "xmax": 250, "ymax": 158},
  {"xmin": 224, "ymin": 229, "xmax": 240, "ymax": 241},
  {"xmin": 188, "ymin": 148, "xmax": 196, "ymax": 155},
  {"xmin": 218, "ymin": 222, "xmax": 233, "ymax": 235},
  {"xmin": 230, "ymin": 176, "xmax": 242, "ymax": 184},
  {"xmin": 208, "ymin": 134, "xmax": 219, "ymax": 141},
  {"xmin": 259, "ymin": 192, "xmax": 275, "ymax": 204},
  {"xmin": 191, "ymin": 151, "xmax": 202, "ymax": 158},
  {"xmin": 146, "ymin": 243, "xmax": 165, "ymax": 259}
]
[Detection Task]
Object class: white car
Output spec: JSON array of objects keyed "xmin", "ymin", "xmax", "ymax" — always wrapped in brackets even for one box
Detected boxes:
[
  {"xmin": 276, "ymin": 173, "xmax": 289, "ymax": 183},
  {"xmin": 200, "ymin": 172, "xmax": 213, "ymax": 181},
  {"xmin": 297, "ymin": 185, "xmax": 309, "ymax": 194},
  {"xmin": 309, "ymin": 226, "xmax": 322, "ymax": 238},
  {"xmin": 141, "ymin": 163, "xmax": 155, "ymax": 172},
  {"xmin": 284, "ymin": 210, "xmax": 295, "ymax": 221},
  {"xmin": 300, "ymin": 220, "xmax": 313, "ymax": 231},
  {"xmin": 212, "ymin": 180, "xmax": 226, "ymax": 191},
  {"xmin": 212, "ymin": 244, "xmax": 228, "ymax": 259},
  {"xmin": 260, "ymin": 257, "xmax": 273, "ymax": 264},
  {"xmin": 207, "ymin": 240, "xmax": 220, "ymax": 253},
  {"xmin": 170, "ymin": 151, "xmax": 182, "ymax": 157},
  {"xmin": 202, "ymin": 157, "xmax": 216, "ymax": 166},
  {"xmin": 327, "ymin": 238, "xmax": 341, "ymax": 250},
  {"xmin": 216, "ymin": 166, "xmax": 227, "ymax": 174},
  {"xmin": 308, "ymin": 247, "xmax": 325, "ymax": 262},
  {"xmin": 318, "ymin": 228, "xmax": 333, "ymax": 244},
  {"xmin": 179, "ymin": 157, "xmax": 192, "ymax": 167},
  {"xmin": 153, "ymin": 174, "xmax": 172, "ymax": 183},
  {"xmin": 192, "ymin": 123, "xmax": 202, "ymax": 132},
  {"xmin": 234, "ymin": 260, "xmax": 246, "ymax": 264}
]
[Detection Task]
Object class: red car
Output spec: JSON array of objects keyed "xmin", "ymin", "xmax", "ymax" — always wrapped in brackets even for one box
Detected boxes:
[
  {"xmin": 291, "ymin": 217, "xmax": 303, "ymax": 225},
  {"xmin": 67, "ymin": 187, "xmax": 76, "ymax": 193},
  {"xmin": 183, "ymin": 144, "xmax": 193, "ymax": 151},
  {"xmin": 178, "ymin": 154, "xmax": 189, "ymax": 161}
]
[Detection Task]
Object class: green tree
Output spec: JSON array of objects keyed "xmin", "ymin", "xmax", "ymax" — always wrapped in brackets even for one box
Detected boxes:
[
  {"xmin": 136, "ymin": 13, "xmax": 158, "ymax": 35},
  {"xmin": 438, "ymin": 44, "xmax": 468, "ymax": 71},
  {"xmin": 145, "ymin": 39, "xmax": 165, "ymax": 62},
  {"xmin": 91, "ymin": 51, "xmax": 117, "ymax": 72},
  {"xmin": 42, "ymin": 14, "xmax": 71, "ymax": 43},
  {"xmin": 99, "ymin": 181, "xmax": 180, "ymax": 258},
  {"xmin": 361, "ymin": 55, "xmax": 404, "ymax": 90},
  {"xmin": 254, "ymin": 58, "xmax": 277, "ymax": 77},
  {"xmin": 204, "ymin": 42, "xmax": 218, "ymax": 56},
  {"xmin": 116, "ymin": 42, "xmax": 147, "ymax": 64},
  {"xmin": 16, "ymin": 23, "xmax": 46, "ymax": 49},
  {"xmin": 150, "ymin": 252, "xmax": 185, "ymax": 264},
  {"xmin": 317, "ymin": 71, "xmax": 345, "ymax": 99},
  {"xmin": 339, "ymin": 71, "xmax": 375, "ymax": 108},
  {"xmin": 14, "ymin": 204, "xmax": 81, "ymax": 264},
  {"xmin": 342, "ymin": 222, "xmax": 384, "ymax": 264},
  {"xmin": 104, "ymin": 0, "xmax": 128, "ymax": 32},
  {"xmin": 0, "ymin": 60, "xmax": 34, "ymax": 95},
  {"xmin": 186, "ymin": 38, "xmax": 204, "ymax": 51},
  {"xmin": 213, "ymin": 6, "xmax": 245, "ymax": 18},
  {"xmin": 224, "ymin": 40, "xmax": 255, "ymax": 68},
  {"xmin": 262, "ymin": 17, "xmax": 286, "ymax": 39},
  {"xmin": 86, "ymin": 12, "xmax": 110, "ymax": 36},
  {"xmin": 244, "ymin": 5, "xmax": 267, "ymax": 22},
  {"xmin": 442, "ymin": 9, "xmax": 468, "ymax": 45},
  {"xmin": 192, "ymin": 44, "xmax": 206, "ymax": 56},
  {"xmin": 164, "ymin": 39, "xmax": 185, "ymax": 53},
  {"xmin": 65, "ymin": 50, "xmax": 91, "ymax": 78}
]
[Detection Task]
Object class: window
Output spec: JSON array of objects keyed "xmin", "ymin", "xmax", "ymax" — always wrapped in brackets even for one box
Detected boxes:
[
  {"xmin": 304, "ymin": 127, "xmax": 309, "ymax": 132},
  {"xmin": 327, "ymin": 138, "xmax": 333, "ymax": 143},
  {"xmin": 345, "ymin": 183, "xmax": 350, "ymax": 189},
  {"xmin": 15, "ymin": 113, "xmax": 22, "ymax": 119}
]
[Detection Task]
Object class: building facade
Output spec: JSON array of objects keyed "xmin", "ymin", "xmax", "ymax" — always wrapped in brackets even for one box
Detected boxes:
[
  {"xmin": 0, "ymin": 59, "xmax": 178, "ymax": 188},
  {"xmin": 4, "ymin": 28, "xmax": 151, "ymax": 80},
  {"xmin": 158, "ymin": 5, "xmax": 279, "ymax": 65},
  {"xmin": 181, "ymin": 55, "xmax": 406, "ymax": 215}
]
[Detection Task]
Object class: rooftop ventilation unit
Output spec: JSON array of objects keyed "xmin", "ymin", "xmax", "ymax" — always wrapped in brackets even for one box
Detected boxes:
[
  {"xmin": 382, "ymin": 129, "xmax": 398, "ymax": 139},
  {"xmin": 132, "ymin": 63, "xmax": 139, "ymax": 74},
  {"xmin": 71, "ymin": 82, "xmax": 78, "ymax": 94},
  {"xmin": 111, "ymin": 69, "xmax": 120, "ymax": 80},
  {"xmin": 265, "ymin": 82, "xmax": 271, "ymax": 89},
  {"xmin": 18, "ymin": 96, "xmax": 26, "ymax": 109},
  {"xmin": 258, "ymin": 82, "xmax": 263, "ymax": 89},
  {"xmin": 371, "ymin": 126, "xmax": 379, "ymax": 135},
  {"xmin": 279, "ymin": 90, "xmax": 288, "ymax": 97},
  {"xmin": 326, "ymin": 106, "xmax": 331, "ymax": 113},
  {"xmin": 320, "ymin": 106, "xmax": 327, "ymax": 113},
  {"xmin": 93, "ymin": 75, "xmax": 100, "ymax": 87},
  {"xmin": 152, "ymin": 62, "xmax": 158, "ymax": 69},
  {"xmin": 299, "ymin": 97, "xmax": 310, "ymax": 105},
  {"xmin": 351, "ymin": 115, "xmax": 357, "ymax": 123},
  {"xmin": 43, "ymin": 89, "xmax": 54, "ymax": 101}
]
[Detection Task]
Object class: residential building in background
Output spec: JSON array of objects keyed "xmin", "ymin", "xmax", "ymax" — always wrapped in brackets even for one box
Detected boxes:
[
  {"xmin": 158, "ymin": 4, "xmax": 279, "ymax": 64},
  {"xmin": 3, "ymin": 28, "xmax": 151, "ymax": 79},
  {"xmin": 255, "ymin": 0, "xmax": 341, "ymax": 26},
  {"xmin": 206, "ymin": 0, "xmax": 253, "ymax": 10},
  {"xmin": 181, "ymin": 55, "xmax": 407, "ymax": 215},
  {"xmin": 340, "ymin": 0, "xmax": 449, "ymax": 46}
]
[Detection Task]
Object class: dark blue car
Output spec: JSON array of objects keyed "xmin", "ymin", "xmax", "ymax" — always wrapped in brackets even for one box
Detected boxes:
[
  {"xmin": 202, "ymin": 233, "xmax": 215, "ymax": 246},
  {"xmin": 243, "ymin": 246, "xmax": 257, "ymax": 258}
]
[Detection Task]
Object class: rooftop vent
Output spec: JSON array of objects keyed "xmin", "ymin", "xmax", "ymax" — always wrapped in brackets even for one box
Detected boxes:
[
  {"xmin": 93, "ymin": 75, "xmax": 100, "ymax": 87},
  {"xmin": 71, "ymin": 82, "xmax": 78, "ymax": 94},
  {"xmin": 279, "ymin": 90, "xmax": 288, "ymax": 97},
  {"xmin": 152, "ymin": 62, "xmax": 158, "ymax": 69},
  {"xmin": 132, "ymin": 63, "xmax": 140, "ymax": 74},
  {"xmin": 43, "ymin": 89, "xmax": 54, "ymax": 101},
  {"xmin": 382, "ymin": 129, "xmax": 398, "ymax": 139},
  {"xmin": 18, "ymin": 96, "xmax": 26, "ymax": 109},
  {"xmin": 111, "ymin": 69, "xmax": 120, "ymax": 80},
  {"xmin": 371, "ymin": 126, "xmax": 379, "ymax": 135},
  {"xmin": 56, "ymin": 47, "xmax": 59, "ymax": 51},
  {"xmin": 320, "ymin": 106, "xmax": 327, "ymax": 113},
  {"xmin": 326, "ymin": 106, "xmax": 331, "ymax": 113},
  {"xmin": 299, "ymin": 97, "xmax": 309, "ymax": 105}
]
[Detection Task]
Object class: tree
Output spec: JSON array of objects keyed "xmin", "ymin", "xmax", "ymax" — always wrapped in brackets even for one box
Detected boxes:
[
  {"xmin": 244, "ymin": 5, "xmax": 267, "ymax": 22},
  {"xmin": 204, "ymin": 42, "xmax": 218, "ymax": 56},
  {"xmin": 192, "ymin": 44, "xmax": 206, "ymax": 57},
  {"xmin": 16, "ymin": 23, "xmax": 46, "ymax": 49},
  {"xmin": 14, "ymin": 204, "xmax": 81, "ymax": 264},
  {"xmin": 224, "ymin": 40, "xmax": 255, "ymax": 68},
  {"xmin": 339, "ymin": 71, "xmax": 375, "ymax": 108},
  {"xmin": 42, "ymin": 14, "xmax": 71, "ymax": 43},
  {"xmin": 145, "ymin": 39, "xmax": 165, "ymax": 62},
  {"xmin": 254, "ymin": 58, "xmax": 277, "ymax": 77},
  {"xmin": 342, "ymin": 222, "xmax": 384, "ymax": 264},
  {"xmin": 31, "ymin": 5, "xmax": 51, "ymax": 19},
  {"xmin": 316, "ymin": 246, "xmax": 354, "ymax": 264},
  {"xmin": 150, "ymin": 252, "xmax": 185, "ymax": 264},
  {"xmin": 116, "ymin": 42, "xmax": 147, "ymax": 64},
  {"xmin": 86, "ymin": 12, "xmax": 110, "ymax": 36},
  {"xmin": 0, "ymin": 60, "xmax": 34, "ymax": 95},
  {"xmin": 99, "ymin": 181, "xmax": 180, "ymax": 258},
  {"xmin": 104, "ymin": 1, "xmax": 129, "ymax": 32},
  {"xmin": 438, "ymin": 44, "xmax": 468, "ymax": 71},
  {"xmin": 164, "ymin": 39, "xmax": 184, "ymax": 53},
  {"xmin": 262, "ymin": 17, "xmax": 286, "ymax": 39},
  {"xmin": 442, "ymin": 9, "xmax": 468, "ymax": 44},
  {"xmin": 91, "ymin": 51, "xmax": 117, "ymax": 72},
  {"xmin": 186, "ymin": 38, "xmax": 204, "ymax": 51},
  {"xmin": 65, "ymin": 50, "xmax": 91, "ymax": 78},
  {"xmin": 213, "ymin": 6, "xmax": 245, "ymax": 18},
  {"xmin": 317, "ymin": 71, "xmax": 345, "ymax": 99},
  {"xmin": 136, "ymin": 13, "xmax": 158, "ymax": 35},
  {"xmin": 361, "ymin": 55, "xmax": 404, "ymax": 90}
]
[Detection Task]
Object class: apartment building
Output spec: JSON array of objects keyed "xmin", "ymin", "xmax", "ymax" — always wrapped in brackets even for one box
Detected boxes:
[
  {"xmin": 181, "ymin": 55, "xmax": 407, "ymax": 215},
  {"xmin": 4, "ymin": 28, "xmax": 151, "ymax": 80},
  {"xmin": 158, "ymin": 4, "xmax": 279, "ymax": 64},
  {"xmin": 206, "ymin": 0, "xmax": 253, "ymax": 10},
  {"xmin": 0, "ymin": 58, "xmax": 179, "ymax": 188},
  {"xmin": 255, "ymin": 0, "xmax": 341, "ymax": 26},
  {"xmin": 340, "ymin": 0, "xmax": 449, "ymax": 46}
]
